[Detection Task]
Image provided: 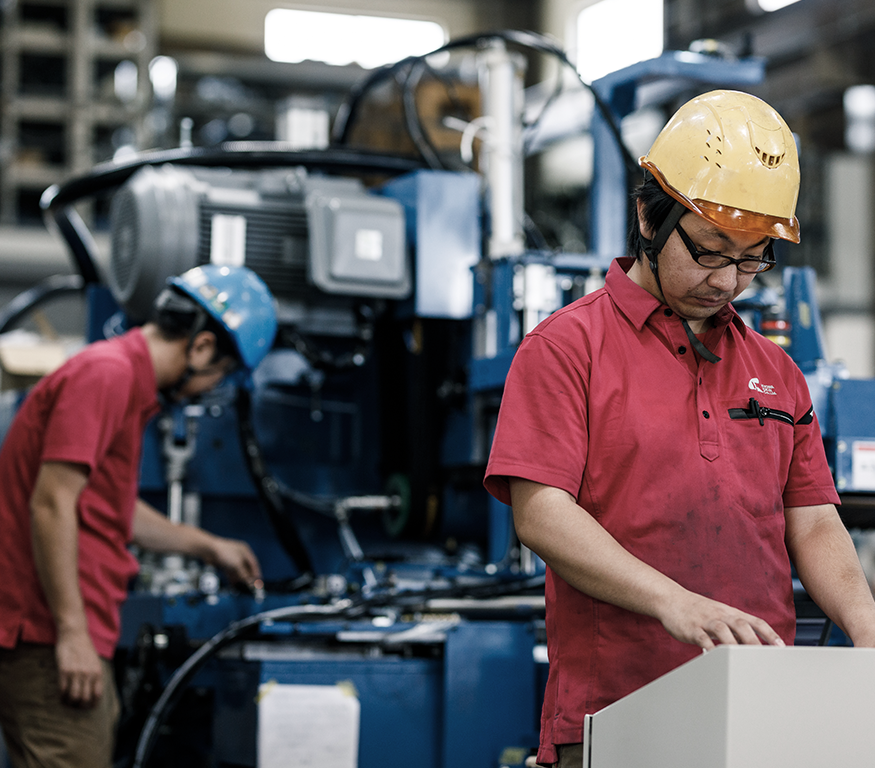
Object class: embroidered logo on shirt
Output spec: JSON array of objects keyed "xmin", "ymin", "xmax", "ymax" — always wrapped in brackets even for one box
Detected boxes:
[{"xmin": 748, "ymin": 377, "xmax": 777, "ymax": 396}]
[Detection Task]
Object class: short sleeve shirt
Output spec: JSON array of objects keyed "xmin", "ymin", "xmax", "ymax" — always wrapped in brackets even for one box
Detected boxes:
[
  {"xmin": 0, "ymin": 329, "xmax": 160, "ymax": 659},
  {"xmin": 484, "ymin": 257, "xmax": 839, "ymax": 763}
]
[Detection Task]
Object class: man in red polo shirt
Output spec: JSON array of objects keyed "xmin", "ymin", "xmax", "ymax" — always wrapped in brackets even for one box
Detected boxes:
[
  {"xmin": 0, "ymin": 264, "xmax": 276, "ymax": 768},
  {"xmin": 485, "ymin": 90, "xmax": 875, "ymax": 767}
]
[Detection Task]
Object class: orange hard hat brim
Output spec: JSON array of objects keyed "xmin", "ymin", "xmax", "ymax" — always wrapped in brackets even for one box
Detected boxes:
[{"xmin": 640, "ymin": 159, "xmax": 801, "ymax": 244}]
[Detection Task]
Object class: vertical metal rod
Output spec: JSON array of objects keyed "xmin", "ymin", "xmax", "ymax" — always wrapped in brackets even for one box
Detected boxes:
[{"xmin": 478, "ymin": 42, "xmax": 527, "ymax": 259}]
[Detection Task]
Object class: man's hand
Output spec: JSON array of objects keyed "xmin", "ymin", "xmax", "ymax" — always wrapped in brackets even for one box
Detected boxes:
[
  {"xmin": 207, "ymin": 536, "xmax": 262, "ymax": 587},
  {"xmin": 510, "ymin": 478, "xmax": 788, "ymax": 652},
  {"xmin": 132, "ymin": 499, "xmax": 262, "ymax": 589},
  {"xmin": 55, "ymin": 629, "xmax": 104, "ymax": 707},
  {"xmin": 29, "ymin": 462, "xmax": 105, "ymax": 705},
  {"xmin": 657, "ymin": 589, "xmax": 786, "ymax": 651}
]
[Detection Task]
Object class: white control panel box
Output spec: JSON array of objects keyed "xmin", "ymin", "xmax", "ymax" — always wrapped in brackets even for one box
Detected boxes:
[{"xmin": 583, "ymin": 645, "xmax": 875, "ymax": 768}]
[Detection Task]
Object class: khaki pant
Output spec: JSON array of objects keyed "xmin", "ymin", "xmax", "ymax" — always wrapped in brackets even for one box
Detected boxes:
[
  {"xmin": 0, "ymin": 644, "xmax": 119, "ymax": 768},
  {"xmin": 557, "ymin": 743, "xmax": 584, "ymax": 768}
]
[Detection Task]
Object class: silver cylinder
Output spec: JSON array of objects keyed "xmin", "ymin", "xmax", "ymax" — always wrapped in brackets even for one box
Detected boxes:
[{"xmin": 478, "ymin": 42, "xmax": 527, "ymax": 259}]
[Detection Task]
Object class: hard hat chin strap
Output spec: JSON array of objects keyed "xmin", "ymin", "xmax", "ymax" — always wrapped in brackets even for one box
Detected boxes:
[
  {"xmin": 161, "ymin": 365, "xmax": 198, "ymax": 403},
  {"xmin": 637, "ymin": 200, "xmax": 722, "ymax": 364},
  {"xmin": 638, "ymin": 200, "xmax": 686, "ymax": 279},
  {"xmin": 160, "ymin": 308, "xmax": 214, "ymax": 401},
  {"xmin": 680, "ymin": 317, "xmax": 721, "ymax": 364}
]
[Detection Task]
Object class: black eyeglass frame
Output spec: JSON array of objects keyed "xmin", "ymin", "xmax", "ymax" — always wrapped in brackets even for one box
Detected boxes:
[{"xmin": 674, "ymin": 223, "xmax": 776, "ymax": 274}]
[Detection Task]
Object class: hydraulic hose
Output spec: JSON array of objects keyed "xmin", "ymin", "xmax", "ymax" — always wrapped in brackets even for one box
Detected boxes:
[
  {"xmin": 236, "ymin": 386, "xmax": 315, "ymax": 578},
  {"xmin": 130, "ymin": 572, "xmax": 544, "ymax": 767},
  {"xmin": 330, "ymin": 29, "xmax": 640, "ymax": 177},
  {"xmin": 131, "ymin": 600, "xmax": 361, "ymax": 768},
  {"xmin": 0, "ymin": 274, "xmax": 85, "ymax": 334}
]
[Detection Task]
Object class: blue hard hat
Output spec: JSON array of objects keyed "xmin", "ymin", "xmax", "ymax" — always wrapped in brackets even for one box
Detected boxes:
[{"xmin": 168, "ymin": 264, "xmax": 277, "ymax": 372}]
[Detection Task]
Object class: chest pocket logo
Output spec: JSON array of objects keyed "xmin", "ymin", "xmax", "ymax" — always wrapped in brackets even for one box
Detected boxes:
[{"xmin": 748, "ymin": 377, "xmax": 777, "ymax": 396}]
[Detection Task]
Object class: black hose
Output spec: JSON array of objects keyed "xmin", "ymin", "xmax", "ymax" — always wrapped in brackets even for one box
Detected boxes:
[
  {"xmin": 330, "ymin": 29, "xmax": 641, "ymax": 178},
  {"xmin": 0, "ymin": 274, "xmax": 86, "ymax": 334},
  {"xmin": 400, "ymin": 60, "xmax": 445, "ymax": 170},
  {"xmin": 130, "ymin": 600, "xmax": 362, "ymax": 768},
  {"xmin": 236, "ymin": 386, "xmax": 315, "ymax": 578},
  {"xmin": 43, "ymin": 206, "xmax": 103, "ymax": 285},
  {"xmin": 130, "ymin": 571, "xmax": 543, "ymax": 767}
]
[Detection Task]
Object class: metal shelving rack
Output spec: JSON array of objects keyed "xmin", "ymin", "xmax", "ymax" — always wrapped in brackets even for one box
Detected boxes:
[{"xmin": 0, "ymin": 0, "xmax": 157, "ymax": 225}]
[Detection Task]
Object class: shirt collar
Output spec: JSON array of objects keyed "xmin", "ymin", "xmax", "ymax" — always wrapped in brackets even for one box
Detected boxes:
[{"xmin": 605, "ymin": 256, "xmax": 748, "ymax": 338}]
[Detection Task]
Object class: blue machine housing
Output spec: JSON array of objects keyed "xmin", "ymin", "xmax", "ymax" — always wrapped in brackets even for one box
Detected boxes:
[
  {"xmin": 128, "ymin": 170, "xmax": 496, "ymax": 580},
  {"xmin": 104, "ymin": 166, "xmax": 547, "ymax": 768}
]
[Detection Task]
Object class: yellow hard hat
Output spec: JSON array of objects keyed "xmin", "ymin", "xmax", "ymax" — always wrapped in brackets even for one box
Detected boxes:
[{"xmin": 639, "ymin": 90, "xmax": 801, "ymax": 243}]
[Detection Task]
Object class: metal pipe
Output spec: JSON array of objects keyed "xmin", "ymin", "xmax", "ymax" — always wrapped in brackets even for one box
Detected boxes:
[{"xmin": 478, "ymin": 41, "xmax": 527, "ymax": 259}]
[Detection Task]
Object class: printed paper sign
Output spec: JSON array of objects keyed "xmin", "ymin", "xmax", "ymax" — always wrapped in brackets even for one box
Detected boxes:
[{"xmin": 258, "ymin": 682, "xmax": 360, "ymax": 768}]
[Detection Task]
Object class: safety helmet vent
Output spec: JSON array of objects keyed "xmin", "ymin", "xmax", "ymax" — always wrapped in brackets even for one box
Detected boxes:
[
  {"xmin": 755, "ymin": 148, "xmax": 786, "ymax": 168},
  {"xmin": 703, "ymin": 133, "xmax": 724, "ymax": 168}
]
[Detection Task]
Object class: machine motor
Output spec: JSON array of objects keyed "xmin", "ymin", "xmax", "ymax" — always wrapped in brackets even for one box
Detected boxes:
[{"xmin": 108, "ymin": 164, "xmax": 410, "ymax": 330}]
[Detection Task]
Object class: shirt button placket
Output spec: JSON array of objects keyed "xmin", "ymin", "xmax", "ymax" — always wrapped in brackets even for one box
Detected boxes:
[{"xmin": 697, "ymin": 369, "xmax": 719, "ymax": 461}]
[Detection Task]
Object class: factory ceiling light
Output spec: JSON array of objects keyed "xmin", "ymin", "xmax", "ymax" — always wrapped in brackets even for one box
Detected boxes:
[
  {"xmin": 264, "ymin": 8, "xmax": 446, "ymax": 70},
  {"xmin": 576, "ymin": 0, "xmax": 664, "ymax": 83},
  {"xmin": 750, "ymin": 0, "xmax": 802, "ymax": 11}
]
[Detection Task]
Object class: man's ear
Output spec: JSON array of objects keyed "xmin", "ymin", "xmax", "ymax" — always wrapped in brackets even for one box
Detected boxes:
[
  {"xmin": 188, "ymin": 330, "xmax": 218, "ymax": 363},
  {"xmin": 636, "ymin": 198, "xmax": 653, "ymax": 240}
]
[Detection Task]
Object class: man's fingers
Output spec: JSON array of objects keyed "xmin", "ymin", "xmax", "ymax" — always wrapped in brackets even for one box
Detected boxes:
[
  {"xmin": 752, "ymin": 619, "xmax": 786, "ymax": 646},
  {"xmin": 707, "ymin": 621, "xmax": 743, "ymax": 647},
  {"xmin": 62, "ymin": 671, "xmax": 84, "ymax": 705},
  {"xmin": 693, "ymin": 629, "xmax": 716, "ymax": 651},
  {"xmin": 730, "ymin": 614, "xmax": 785, "ymax": 646},
  {"xmin": 663, "ymin": 593, "xmax": 786, "ymax": 650},
  {"xmin": 59, "ymin": 670, "xmax": 73, "ymax": 700},
  {"xmin": 60, "ymin": 669, "xmax": 103, "ymax": 708},
  {"xmin": 214, "ymin": 539, "xmax": 262, "ymax": 584},
  {"xmin": 92, "ymin": 669, "xmax": 104, "ymax": 703},
  {"xmin": 726, "ymin": 619, "xmax": 763, "ymax": 646},
  {"xmin": 709, "ymin": 616, "xmax": 785, "ymax": 647}
]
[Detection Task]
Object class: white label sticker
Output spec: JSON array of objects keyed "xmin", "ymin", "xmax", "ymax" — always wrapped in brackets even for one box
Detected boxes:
[
  {"xmin": 210, "ymin": 214, "xmax": 246, "ymax": 267},
  {"xmin": 258, "ymin": 682, "xmax": 359, "ymax": 768},
  {"xmin": 852, "ymin": 441, "xmax": 875, "ymax": 490},
  {"xmin": 355, "ymin": 228, "xmax": 383, "ymax": 261}
]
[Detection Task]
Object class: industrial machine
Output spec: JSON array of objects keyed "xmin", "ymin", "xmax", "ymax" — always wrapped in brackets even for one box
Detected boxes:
[{"xmin": 2, "ymin": 29, "xmax": 873, "ymax": 768}]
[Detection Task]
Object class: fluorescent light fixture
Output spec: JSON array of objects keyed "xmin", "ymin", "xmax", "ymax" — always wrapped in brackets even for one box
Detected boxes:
[
  {"xmin": 114, "ymin": 60, "xmax": 138, "ymax": 103},
  {"xmin": 753, "ymin": 0, "xmax": 801, "ymax": 11},
  {"xmin": 264, "ymin": 9, "xmax": 446, "ymax": 70},
  {"xmin": 149, "ymin": 55, "xmax": 178, "ymax": 100},
  {"xmin": 844, "ymin": 85, "xmax": 875, "ymax": 154},
  {"xmin": 845, "ymin": 85, "xmax": 875, "ymax": 121},
  {"xmin": 577, "ymin": 0, "xmax": 664, "ymax": 83}
]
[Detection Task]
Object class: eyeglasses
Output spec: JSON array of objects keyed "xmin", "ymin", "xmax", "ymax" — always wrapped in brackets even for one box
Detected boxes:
[{"xmin": 675, "ymin": 223, "xmax": 776, "ymax": 274}]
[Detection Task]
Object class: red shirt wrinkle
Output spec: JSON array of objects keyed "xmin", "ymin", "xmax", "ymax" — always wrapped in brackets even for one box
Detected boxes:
[
  {"xmin": 0, "ymin": 328, "xmax": 160, "ymax": 659},
  {"xmin": 484, "ymin": 257, "xmax": 839, "ymax": 764}
]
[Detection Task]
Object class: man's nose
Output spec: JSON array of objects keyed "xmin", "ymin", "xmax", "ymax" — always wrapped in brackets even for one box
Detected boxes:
[{"xmin": 706, "ymin": 264, "xmax": 739, "ymax": 292}]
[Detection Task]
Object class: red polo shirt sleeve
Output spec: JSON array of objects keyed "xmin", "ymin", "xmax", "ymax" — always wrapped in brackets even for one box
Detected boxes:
[{"xmin": 485, "ymin": 332, "xmax": 591, "ymax": 505}]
